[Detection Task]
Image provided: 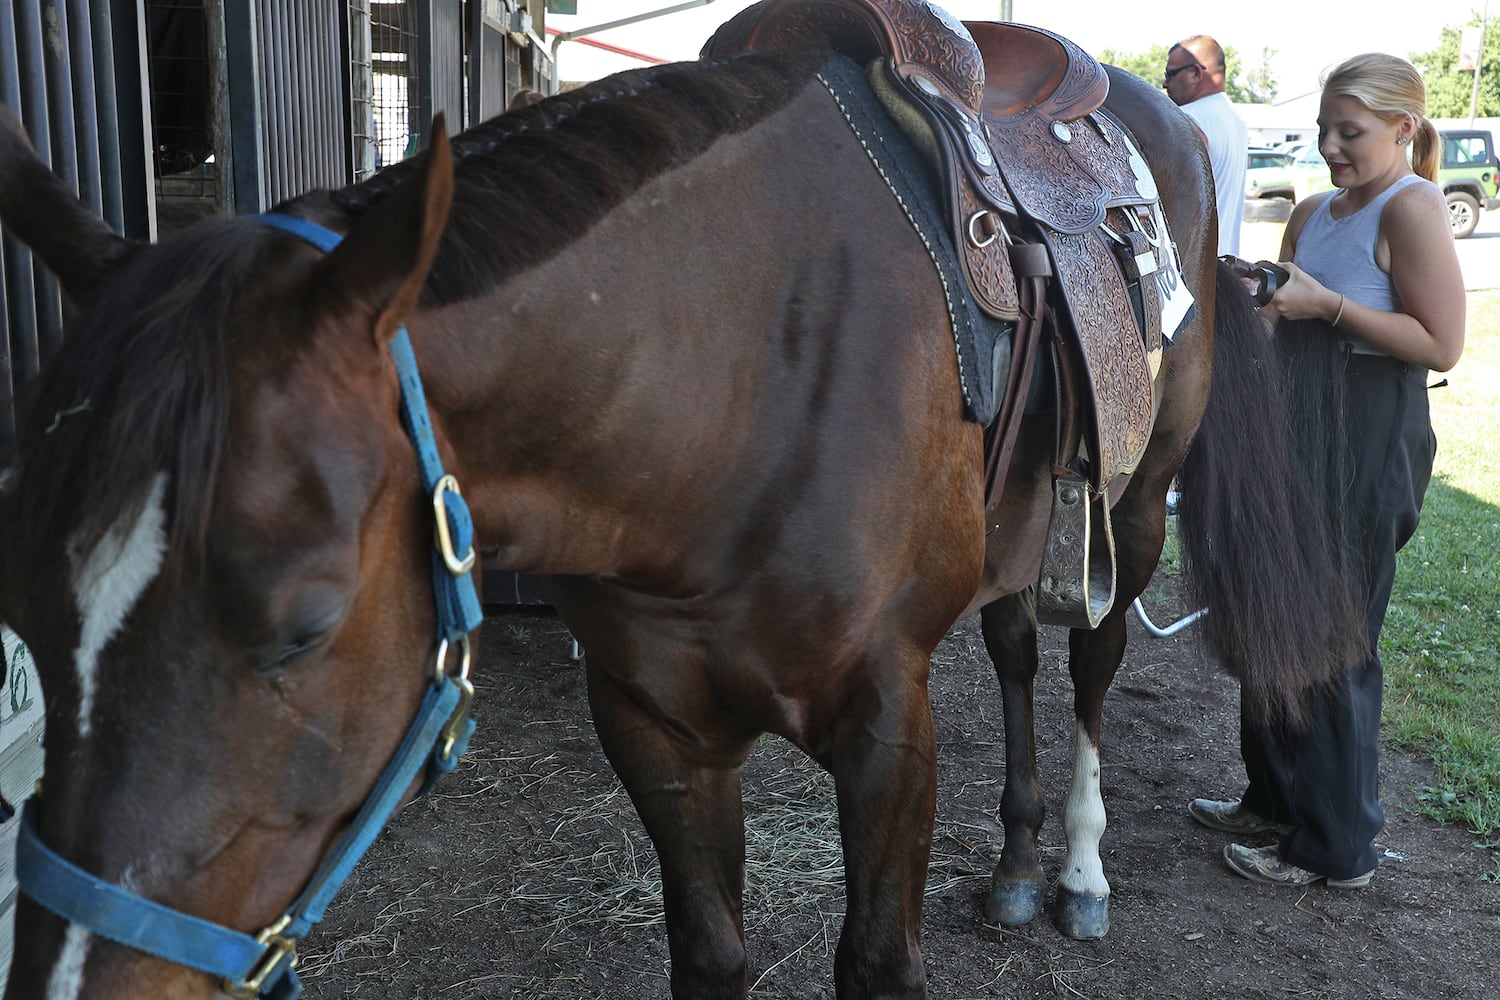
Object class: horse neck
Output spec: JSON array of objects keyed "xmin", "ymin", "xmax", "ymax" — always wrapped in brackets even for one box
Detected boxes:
[
  {"xmin": 406, "ymin": 73, "xmax": 961, "ymax": 593},
  {"xmin": 411, "ymin": 120, "xmax": 813, "ymax": 585}
]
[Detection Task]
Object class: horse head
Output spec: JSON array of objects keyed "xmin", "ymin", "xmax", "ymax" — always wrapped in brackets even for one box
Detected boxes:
[{"xmin": 0, "ymin": 108, "xmax": 463, "ymax": 999}]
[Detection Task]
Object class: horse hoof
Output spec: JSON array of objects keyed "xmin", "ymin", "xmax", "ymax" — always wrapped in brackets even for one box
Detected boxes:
[
  {"xmin": 984, "ymin": 879, "xmax": 1046, "ymax": 927},
  {"xmin": 1053, "ymin": 888, "xmax": 1110, "ymax": 940}
]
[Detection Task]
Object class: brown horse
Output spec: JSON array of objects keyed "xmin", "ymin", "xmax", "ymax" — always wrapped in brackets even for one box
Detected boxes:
[{"xmin": 0, "ymin": 28, "xmax": 1358, "ymax": 1000}]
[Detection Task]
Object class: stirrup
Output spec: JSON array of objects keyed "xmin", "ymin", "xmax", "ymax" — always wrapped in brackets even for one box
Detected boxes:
[{"xmin": 1035, "ymin": 473, "xmax": 1116, "ymax": 628}]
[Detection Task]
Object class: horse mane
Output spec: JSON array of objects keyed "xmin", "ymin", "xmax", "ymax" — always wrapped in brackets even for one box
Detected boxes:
[
  {"xmin": 286, "ymin": 45, "xmax": 830, "ymax": 306},
  {"xmin": 10, "ymin": 221, "xmax": 261, "ymax": 580},
  {"xmin": 8, "ymin": 46, "xmax": 831, "ymax": 582}
]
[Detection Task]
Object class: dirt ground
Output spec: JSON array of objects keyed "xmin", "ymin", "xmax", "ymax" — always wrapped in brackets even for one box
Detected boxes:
[{"xmin": 301, "ymin": 575, "xmax": 1500, "ymax": 999}]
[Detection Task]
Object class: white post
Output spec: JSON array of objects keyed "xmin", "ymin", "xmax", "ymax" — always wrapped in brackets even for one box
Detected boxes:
[{"xmin": 1468, "ymin": 2, "xmax": 1489, "ymax": 127}]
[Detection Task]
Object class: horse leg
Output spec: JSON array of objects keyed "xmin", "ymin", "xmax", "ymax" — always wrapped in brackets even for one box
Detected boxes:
[
  {"xmin": 824, "ymin": 650, "xmax": 937, "ymax": 1000},
  {"xmin": 1051, "ymin": 613, "xmax": 1125, "ymax": 939},
  {"xmin": 978, "ymin": 590, "xmax": 1049, "ymax": 928},
  {"xmin": 1053, "ymin": 493, "xmax": 1169, "ymax": 940},
  {"xmin": 585, "ymin": 665, "xmax": 754, "ymax": 1000}
]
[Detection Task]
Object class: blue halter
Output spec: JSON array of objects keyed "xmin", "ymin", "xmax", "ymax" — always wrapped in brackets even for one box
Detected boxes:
[{"xmin": 15, "ymin": 213, "xmax": 485, "ymax": 1000}]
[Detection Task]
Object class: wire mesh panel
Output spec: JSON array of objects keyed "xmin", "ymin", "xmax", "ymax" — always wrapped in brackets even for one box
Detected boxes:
[
  {"xmin": 371, "ymin": 0, "xmax": 419, "ymax": 166},
  {"xmin": 147, "ymin": 0, "xmax": 222, "ymax": 232},
  {"xmin": 148, "ymin": 2, "xmax": 213, "ymax": 177},
  {"xmin": 364, "ymin": 0, "xmax": 464, "ymax": 166},
  {"xmin": 349, "ymin": 0, "xmax": 377, "ymax": 179}
]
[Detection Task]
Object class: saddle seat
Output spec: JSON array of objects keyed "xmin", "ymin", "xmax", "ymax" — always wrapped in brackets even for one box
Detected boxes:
[{"xmin": 967, "ymin": 21, "xmax": 1108, "ymax": 122}]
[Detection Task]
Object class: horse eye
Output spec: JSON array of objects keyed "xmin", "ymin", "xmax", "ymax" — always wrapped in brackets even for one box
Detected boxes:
[
  {"xmin": 272, "ymin": 602, "xmax": 349, "ymax": 668},
  {"xmin": 276, "ymin": 631, "xmax": 330, "ymax": 666}
]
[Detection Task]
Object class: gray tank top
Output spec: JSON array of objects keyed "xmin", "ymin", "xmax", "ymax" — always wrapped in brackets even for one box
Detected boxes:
[{"xmin": 1292, "ymin": 173, "xmax": 1427, "ymax": 353}]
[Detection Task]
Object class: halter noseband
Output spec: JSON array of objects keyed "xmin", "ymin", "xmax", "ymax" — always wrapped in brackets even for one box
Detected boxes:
[{"xmin": 15, "ymin": 213, "xmax": 485, "ymax": 1000}]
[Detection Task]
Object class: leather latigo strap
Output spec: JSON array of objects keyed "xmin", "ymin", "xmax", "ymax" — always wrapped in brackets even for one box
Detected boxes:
[{"xmin": 983, "ymin": 243, "xmax": 1051, "ymax": 517}]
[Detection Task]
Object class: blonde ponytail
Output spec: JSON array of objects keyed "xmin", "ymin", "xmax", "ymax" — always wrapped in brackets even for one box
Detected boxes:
[{"xmin": 1410, "ymin": 117, "xmax": 1440, "ymax": 181}]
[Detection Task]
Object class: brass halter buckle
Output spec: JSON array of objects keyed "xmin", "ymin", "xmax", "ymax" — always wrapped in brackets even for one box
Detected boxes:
[
  {"xmin": 432, "ymin": 474, "xmax": 477, "ymax": 576},
  {"xmin": 434, "ymin": 634, "xmax": 476, "ymax": 760},
  {"xmin": 222, "ymin": 914, "xmax": 298, "ymax": 999}
]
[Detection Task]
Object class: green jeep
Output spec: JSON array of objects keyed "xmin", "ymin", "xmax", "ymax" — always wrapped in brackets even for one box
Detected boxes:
[
  {"xmin": 1243, "ymin": 128, "xmax": 1499, "ymax": 239},
  {"xmin": 1439, "ymin": 129, "xmax": 1499, "ymax": 239}
]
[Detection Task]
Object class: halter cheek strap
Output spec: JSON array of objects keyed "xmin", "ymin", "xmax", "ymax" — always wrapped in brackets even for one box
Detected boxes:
[
  {"xmin": 254, "ymin": 213, "xmax": 485, "ymax": 645},
  {"xmin": 15, "ymin": 213, "xmax": 484, "ymax": 1000}
]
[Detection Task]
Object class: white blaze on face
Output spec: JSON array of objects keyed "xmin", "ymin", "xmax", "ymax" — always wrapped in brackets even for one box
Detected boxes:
[
  {"xmin": 45, "ymin": 925, "xmax": 92, "ymax": 1000},
  {"xmin": 68, "ymin": 473, "xmax": 168, "ymax": 738}
]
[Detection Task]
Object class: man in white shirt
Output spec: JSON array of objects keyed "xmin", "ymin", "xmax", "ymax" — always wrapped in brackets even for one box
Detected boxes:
[{"xmin": 1163, "ymin": 35, "xmax": 1248, "ymax": 256}]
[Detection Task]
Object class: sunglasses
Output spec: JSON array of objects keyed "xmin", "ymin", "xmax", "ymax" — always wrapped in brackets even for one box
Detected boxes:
[{"xmin": 1162, "ymin": 63, "xmax": 1202, "ymax": 83}]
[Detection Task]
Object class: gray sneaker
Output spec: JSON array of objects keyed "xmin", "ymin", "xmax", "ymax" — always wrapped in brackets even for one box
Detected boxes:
[
  {"xmin": 1186, "ymin": 797, "xmax": 1291, "ymax": 835},
  {"xmin": 1223, "ymin": 843, "xmax": 1373, "ymax": 889}
]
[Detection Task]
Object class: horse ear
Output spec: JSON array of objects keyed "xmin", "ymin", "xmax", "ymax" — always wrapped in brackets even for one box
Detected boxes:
[
  {"xmin": 0, "ymin": 104, "xmax": 134, "ymax": 305},
  {"xmin": 314, "ymin": 114, "xmax": 455, "ymax": 346}
]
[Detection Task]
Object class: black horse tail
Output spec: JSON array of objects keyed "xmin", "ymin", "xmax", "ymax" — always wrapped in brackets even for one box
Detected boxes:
[{"xmin": 1175, "ymin": 260, "xmax": 1366, "ymax": 727}]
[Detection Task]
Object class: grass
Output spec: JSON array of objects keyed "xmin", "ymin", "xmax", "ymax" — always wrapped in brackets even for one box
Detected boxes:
[{"xmin": 1381, "ymin": 289, "xmax": 1500, "ymax": 867}]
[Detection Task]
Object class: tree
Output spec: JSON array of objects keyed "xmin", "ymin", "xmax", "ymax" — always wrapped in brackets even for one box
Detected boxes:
[
  {"xmin": 1410, "ymin": 16, "xmax": 1500, "ymax": 118},
  {"xmin": 1100, "ymin": 44, "xmax": 1278, "ymax": 105},
  {"xmin": 1099, "ymin": 43, "xmax": 1173, "ymax": 90},
  {"xmin": 1238, "ymin": 48, "xmax": 1279, "ymax": 105}
]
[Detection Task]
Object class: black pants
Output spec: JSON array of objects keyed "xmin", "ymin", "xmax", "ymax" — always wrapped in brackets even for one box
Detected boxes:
[{"xmin": 1238, "ymin": 354, "xmax": 1435, "ymax": 880}]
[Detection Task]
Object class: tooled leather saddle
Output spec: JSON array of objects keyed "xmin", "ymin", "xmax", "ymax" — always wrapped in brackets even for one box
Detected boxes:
[{"xmin": 707, "ymin": 0, "xmax": 1192, "ymax": 629}]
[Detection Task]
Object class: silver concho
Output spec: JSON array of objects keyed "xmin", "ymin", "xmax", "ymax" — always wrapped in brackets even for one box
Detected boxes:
[
  {"xmin": 962, "ymin": 117, "xmax": 993, "ymax": 168},
  {"xmin": 922, "ymin": 0, "xmax": 975, "ymax": 45},
  {"xmin": 1128, "ymin": 146, "xmax": 1159, "ymax": 200}
]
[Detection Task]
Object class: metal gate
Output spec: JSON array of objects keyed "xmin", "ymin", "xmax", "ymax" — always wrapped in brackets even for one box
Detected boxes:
[
  {"xmin": 0, "ymin": 0, "xmax": 552, "ymax": 463},
  {"xmin": 1, "ymin": 0, "xmax": 155, "ymax": 464},
  {"xmin": 224, "ymin": 0, "xmax": 353, "ymax": 211}
]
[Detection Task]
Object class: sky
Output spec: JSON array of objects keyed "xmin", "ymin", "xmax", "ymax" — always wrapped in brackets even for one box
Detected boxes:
[{"xmin": 547, "ymin": 0, "xmax": 1488, "ymax": 103}]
